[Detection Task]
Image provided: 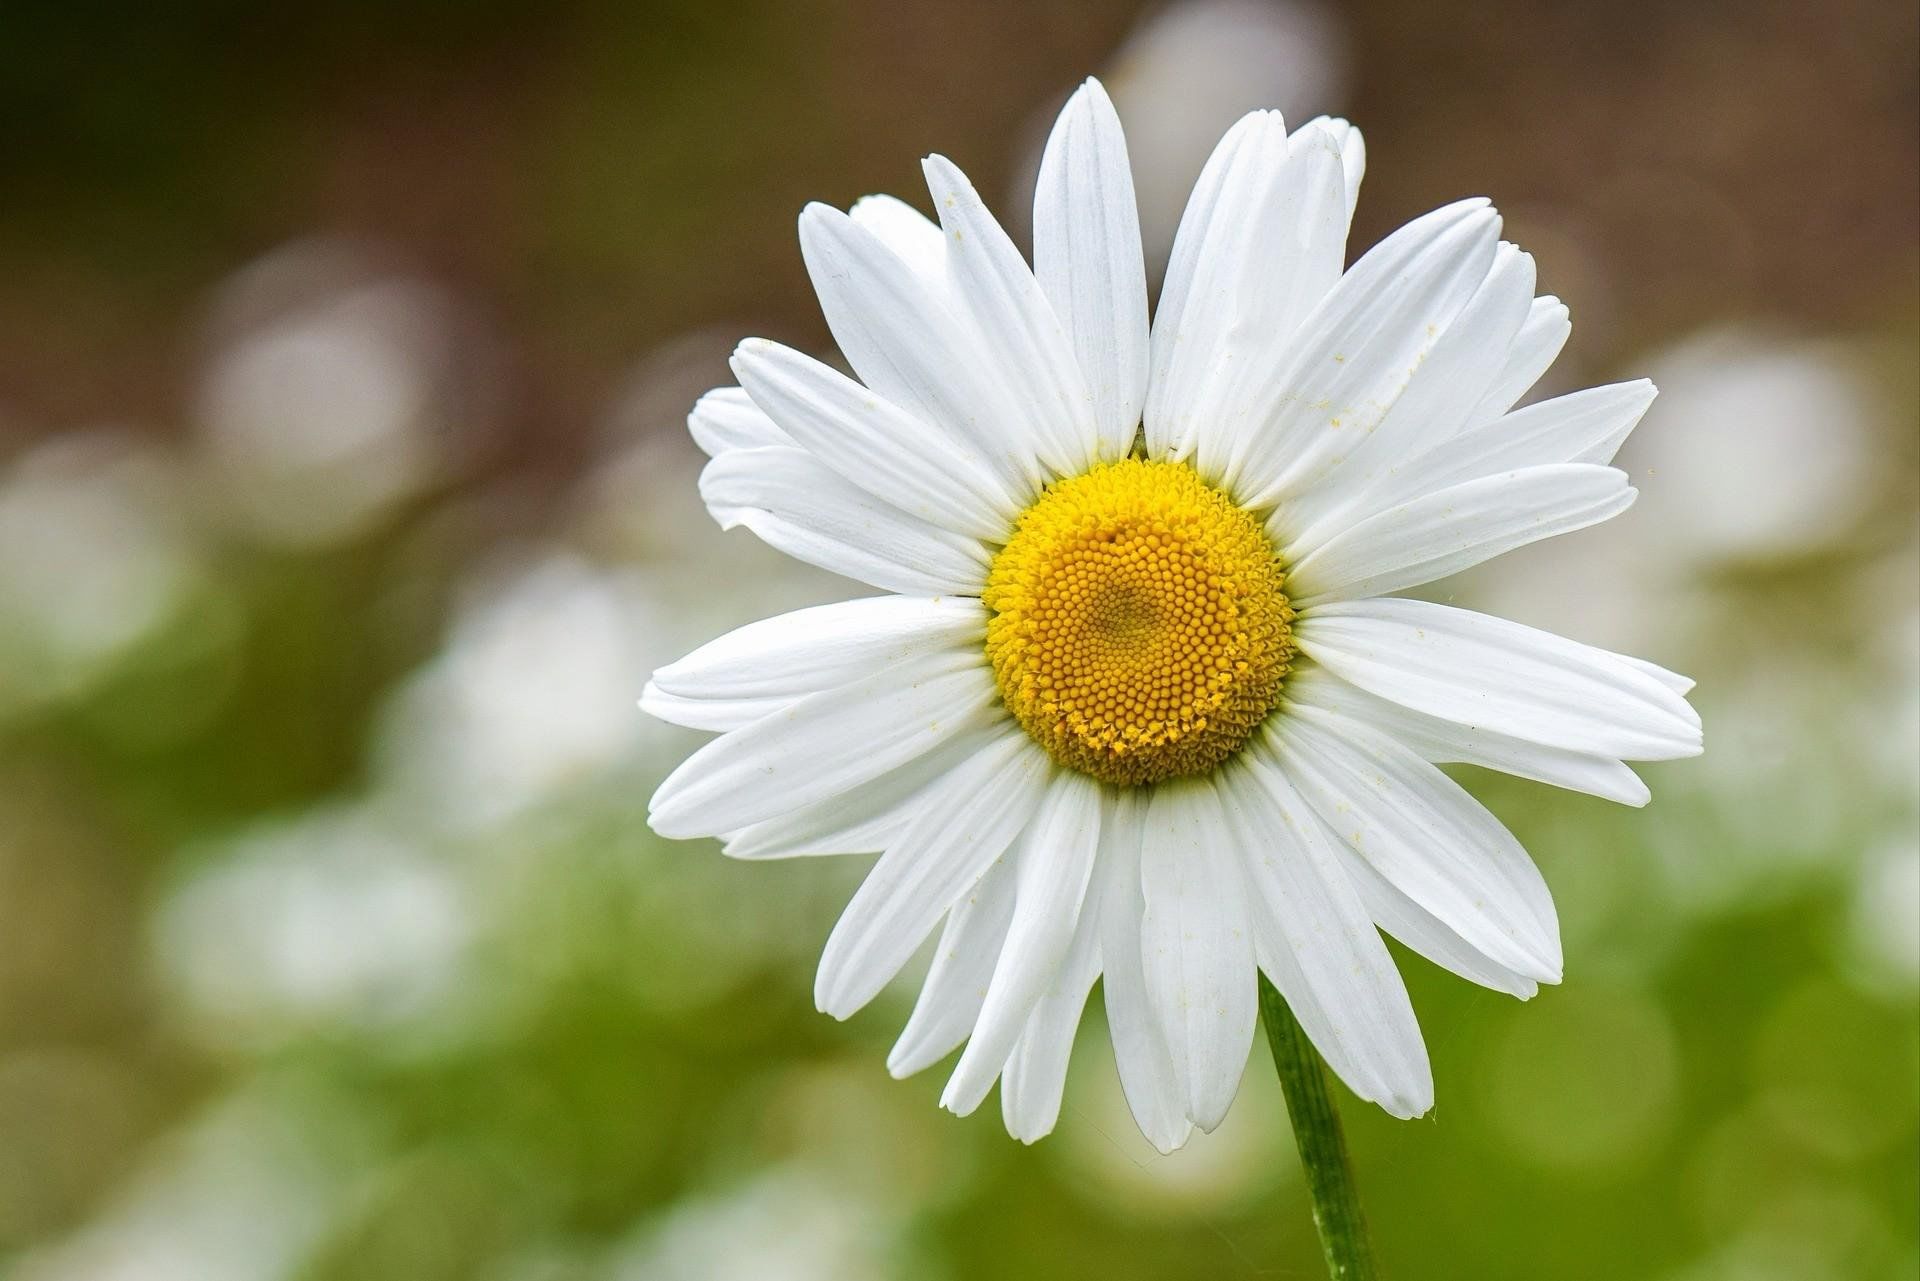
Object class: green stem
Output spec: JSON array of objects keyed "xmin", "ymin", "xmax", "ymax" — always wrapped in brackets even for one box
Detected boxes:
[{"xmin": 1259, "ymin": 974, "xmax": 1379, "ymax": 1281}]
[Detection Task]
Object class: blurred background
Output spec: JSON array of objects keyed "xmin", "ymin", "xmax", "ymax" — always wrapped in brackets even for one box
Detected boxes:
[{"xmin": 0, "ymin": 1, "xmax": 1915, "ymax": 1277}]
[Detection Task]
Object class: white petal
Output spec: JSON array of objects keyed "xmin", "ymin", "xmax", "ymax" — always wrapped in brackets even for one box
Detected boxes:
[
  {"xmin": 923, "ymin": 154, "xmax": 1098, "ymax": 477},
  {"xmin": 648, "ymin": 650, "xmax": 998, "ymax": 838},
  {"xmin": 1383, "ymin": 242, "xmax": 1536, "ymax": 440},
  {"xmin": 999, "ymin": 859, "xmax": 1104, "ymax": 1143},
  {"xmin": 1466, "ymin": 295, "xmax": 1571, "ymax": 426},
  {"xmin": 1094, "ymin": 791, "xmax": 1193, "ymax": 1154},
  {"xmin": 1283, "ymin": 664, "xmax": 1650, "ymax": 806},
  {"xmin": 1286, "ymin": 464, "xmax": 1637, "ymax": 606},
  {"xmin": 650, "ymin": 595, "xmax": 985, "ymax": 702},
  {"xmin": 1616, "ymin": 653, "xmax": 1696, "ymax": 696},
  {"xmin": 1274, "ymin": 241, "xmax": 1536, "ymax": 547},
  {"xmin": 1351, "ymin": 380, "xmax": 1659, "ymax": 523},
  {"xmin": 1295, "ymin": 597, "xmax": 1703, "ymax": 761},
  {"xmin": 943, "ymin": 772, "xmax": 1103, "ymax": 1116},
  {"xmin": 1264, "ymin": 710, "xmax": 1563, "ymax": 981},
  {"xmin": 1186, "ymin": 121, "xmax": 1354, "ymax": 481},
  {"xmin": 815, "ymin": 732, "xmax": 1052, "ymax": 1018},
  {"xmin": 700, "ymin": 446, "xmax": 988, "ymax": 595},
  {"xmin": 731, "ymin": 339, "xmax": 1017, "ymax": 539},
  {"xmin": 1139, "ymin": 778, "xmax": 1257, "ymax": 1131},
  {"xmin": 1337, "ymin": 847, "xmax": 1541, "ymax": 999},
  {"xmin": 722, "ymin": 728, "xmax": 998, "ymax": 860},
  {"xmin": 888, "ymin": 855, "xmax": 1018, "ymax": 1076},
  {"xmin": 688, "ymin": 386, "xmax": 789, "ymax": 457},
  {"xmin": 849, "ymin": 194, "xmax": 947, "ymax": 291},
  {"xmin": 1136, "ymin": 111, "xmax": 1274, "ymax": 460},
  {"xmin": 1220, "ymin": 758, "xmax": 1433, "ymax": 1117},
  {"xmin": 798, "ymin": 203, "xmax": 1045, "ymax": 498},
  {"xmin": 1148, "ymin": 112, "xmax": 1351, "ymax": 466},
  {"xmin": 639, "ymin": 684, "xmax": 788, "ymax": 732},
  {"xmin": 1033, "ymin": 78, "xmax": 1150, "ymax": 463},
  {"xmin": 1225, "ymin": 199, "xmax": 1501, "ymax": 510},
  {"xmin": 1295, "ymin": 116, "xmax": 1365, "ymax": 219}
]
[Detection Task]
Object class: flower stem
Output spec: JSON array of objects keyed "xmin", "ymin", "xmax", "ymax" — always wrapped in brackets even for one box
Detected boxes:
[{"xmin": 1259, "ymin": 974, "xmax": 1380, "ymax": 1281}]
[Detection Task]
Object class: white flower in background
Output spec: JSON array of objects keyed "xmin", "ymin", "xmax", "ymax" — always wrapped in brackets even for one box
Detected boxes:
[
  {"xmin": 611, "ymin": 1170, "xmax": 894, "ymax": 1281},
  {"xmin": 642, "ymin": 79, "xmax": 1701, "ymax": 1150},
  {"xmin": 1622, "ymin": 330, "xmax": 1880, "ymax": 566},
  {"xmin": 0, "ymin": 432, "xmax": 205, "ymax": 714},
  {"xmin": 197, "ymin": 240, "xmax": 478, "ymax": 548},
  {"xmin": 13, "ymin": 1079, "xmax": 373, "ymax": 1281},
  {"xmin": 377, "ymin": 552, "xmax": 669, "ymax": 833},
  {"xmin": 155, "ymin": 803, "xmax": 471, "ymax": 1046}
]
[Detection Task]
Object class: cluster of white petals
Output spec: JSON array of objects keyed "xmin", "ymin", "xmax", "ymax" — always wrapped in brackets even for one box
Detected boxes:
[{"xmin": 643, "ymin": 79, "xmax": 1700, "ymax": 1149}]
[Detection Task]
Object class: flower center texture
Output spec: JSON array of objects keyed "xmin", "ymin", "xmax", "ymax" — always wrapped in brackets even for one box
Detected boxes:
[{"xmin": 984, "ymin": 457, "xmax": 1294, "ymax": 787}]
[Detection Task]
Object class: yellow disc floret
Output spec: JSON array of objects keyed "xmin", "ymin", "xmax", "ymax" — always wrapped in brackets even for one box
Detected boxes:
[{"xmin": 984, "ymin": 458, "xmax": 1293, "ymax": 787}]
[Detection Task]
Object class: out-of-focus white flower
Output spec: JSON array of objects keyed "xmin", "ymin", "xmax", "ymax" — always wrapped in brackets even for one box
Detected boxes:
[
  {"xmin": 0, "ymin": 431, "xmax": 206, "ymax": 714},
  {"xmin": 155, "ymin": 802, "xmax": 471, "ymax": 1046},
  {"xmin": 12, "ymin": 1078, "xmax": 374, "ymax": 1281},
  {"xmin": 1844, "ymin": 836, "xmax": 1920, "ymax": 996},
  {"xmin": 1622, "ymin": 330, "xmax": 1882, "ymax": 566},
  {"xmin": 610, "ymin": 1170, "xmax": 897, "ymax": 1281},
  {"xmin": 1098, "ymin": 0, "xmax": 1350, "ymax": 266},
  {"xmin": 376, "ymin": 551, "xmax": 671, "ymax": 832},
  {"xmin": 196, "ymin": 239, "xmax": 487, "ymax": 547},
  {"xmin": 1865, "ymin": 594, "xmax": 1920, "ymax": 797}
]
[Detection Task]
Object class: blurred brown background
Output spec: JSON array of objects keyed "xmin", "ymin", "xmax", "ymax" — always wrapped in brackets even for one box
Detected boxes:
[{"xmin": 0, "ymin": 2, "xmax": 1914, "ymax": 1279}]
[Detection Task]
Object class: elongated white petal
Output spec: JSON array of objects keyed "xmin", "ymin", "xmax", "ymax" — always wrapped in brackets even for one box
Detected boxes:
[
  {"xmin": 700, "ymin": 446, "xmax": 988, "ymax": 595},
  {"xmin": 1144, "ymin": 110, "xmax": 1282, "ymax": 459},
  {"xmin": 1338, "ymin": 847, "xmax": 1541, "ymax": 999},
  {"xmin": 1287, "ymin": 465, "xmax": 1636, "ymax": 606},
  {"xmin": 1265, "ymin": 710, "xmax": 1563, "ymax": 981},
  {"xmin": 688, "ymin": 386, "xmax": 789, "ymax": 457},
  {"xmin": 1275, "ymin": 242, "xmax": 1536, "ymax": 545},
  {"xmin": 943, "ymin": 773, "xmax": 1103, "ymax": 1116},
  {"xmin": 639, "ymin": 684, "xmax": 788, "ymax": 732},
  {"xmin": 816, "ymin": 733, "xmax": 1052, "ymax": 1018},
  {"xmin": 999, "ymin": 856, "xmax": 1104, "ymax": 1142},
  {"xmin": 731, "ymin": 340, "xmax": 1018, "ymax": 539},
  {"xmin": 650, "ymin": 595, "xmax": 986, "ymax": 702},
  {"xmin": 1388, "ymin": 243, "xmax": 1536, "ymax": 439},
  {"xmin": 1140, "ymin": 778, "xmax": 1257, "ymax": 1130},
  {"xmin": 1296, "ymin": 115, "xmax": 1365, "ymax": 218},
  {"xmin": 1149, "ymin": 112, "xmax": 1352, "ymax": 467},
  {"xmin": 648, "ymin": 650, "xmax": 998, "ymax": 838},
  {"xmin": 849, "ymin": 193, "xmax": 947, "ymax": 291},
  {"xmin": 889, "ymin": 856, "xmax": 1017, "ymax": 1076},
  {"xmin": 1033, "ymin": 78, "xmax": 1150, "ymax": 463},
  {"xmin": 1295, "ymin": 597, "xmax": 1702, "ymax": 761},
  {"xmin": 1617, "ymin": 653, "xmax": 1696, "ymax": 696},
  {"xmin": 1283, "ymin": 664, "xmax": 1650, "ymax": 806},
  {"xmin": 1352, "ymin": 380, "xmax": 1659, "ymax": 523},
  {"xmin": 798, "ymin": 202, "xmax": 1045, "ymax": 498},
  {"xmin": 722, "ymin": 728, "xmax": 999, "ymax": 860},
  {"xmin": 923, "ymin": 154, "xmax": 1098, "ymax": 477},
  {"xmin": 1094, "ymin": 791, "xmax": 1193, "ymax": 1154},
  {"xmin": 1466, "ymin": 295, "xmax": 1570, "ymax": 427},
  {"xmin": 1227, "ymin": 200, "xmax": 1501, "ymax": 510},
  {"xmin": 1187, "ymin": 122, "xmax": 1353, "ymax": 481},
  {"xmin": 1221, "ymin": 758, "xmax": 1433, "ymax": 1117}
]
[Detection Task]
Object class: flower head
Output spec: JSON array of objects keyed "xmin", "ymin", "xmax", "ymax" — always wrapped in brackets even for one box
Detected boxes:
[{"xmin": 643, "ymin": 78, "xmax": 1701, "ymax": 1150}]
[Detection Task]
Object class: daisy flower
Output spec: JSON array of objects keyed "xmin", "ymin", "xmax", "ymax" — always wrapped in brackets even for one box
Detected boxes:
[{"xmin": 642, "ymin": 78, "xmax": 1701, "ymax": 1152}]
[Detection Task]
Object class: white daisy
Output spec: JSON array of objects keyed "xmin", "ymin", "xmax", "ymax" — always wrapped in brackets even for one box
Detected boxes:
[{"xmin": 642, "ymin": 79, "xmax": 1701, "ymax": 1152}]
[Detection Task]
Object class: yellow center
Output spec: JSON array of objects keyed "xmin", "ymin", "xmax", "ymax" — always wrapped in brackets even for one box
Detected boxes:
[{"xmin": 984, "ymin": 458, "xmax": 1294, "ymax": 787}]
